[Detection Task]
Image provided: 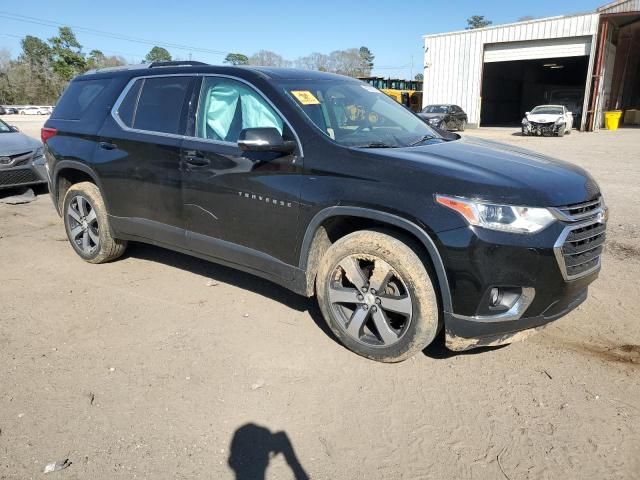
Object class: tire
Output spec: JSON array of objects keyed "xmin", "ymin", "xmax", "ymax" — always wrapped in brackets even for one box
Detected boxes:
[
  {"xmin": 316, "ymin": 230, "xmax": 439, "ymax": 363},
  {"xmin": 566, "ymin": 128, "xmax": 572, "ymax": 135},
  {"xmin": 557, "ymin": 127, "xmax": 565, "ymax": 137},
  {"xmin": 62, "ymin": 181, "xmax": 127, "ymax": 264},
  {"xmin": 459, "ymin": 120, "xmax": 466, "ymax": 131}
]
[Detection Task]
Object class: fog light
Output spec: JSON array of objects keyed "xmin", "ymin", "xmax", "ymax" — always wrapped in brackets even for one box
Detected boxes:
[{"xmin": 489, "ymin": 287, "xmax": 502, "ymax": 307}]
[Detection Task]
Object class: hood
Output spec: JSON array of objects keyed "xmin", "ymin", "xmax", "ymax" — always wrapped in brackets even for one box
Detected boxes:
[
  {"xmin": 355, "ymin": 136, "xmax": 599, "ymax": 207},
  {"xmin": 526, "ymin": 113, "xmax": 563, "ymax": 124},
  {"xmin": 0, "ymin": 132, "xmax": 41, "ymax": 155},
  {"xmin": 418, "ymin": 113, "xmax": 446, "ymax": 120}
]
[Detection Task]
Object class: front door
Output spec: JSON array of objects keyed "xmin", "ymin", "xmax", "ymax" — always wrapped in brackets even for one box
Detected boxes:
[{"xmin": 181, "ymin": 76, "xmax": 302, "ymax": 276}]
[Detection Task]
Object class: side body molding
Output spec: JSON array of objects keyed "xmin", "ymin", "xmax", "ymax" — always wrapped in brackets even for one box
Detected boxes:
[{"xmin": 299, "ymin": 206, "xmax": 452, "ymax": 313}]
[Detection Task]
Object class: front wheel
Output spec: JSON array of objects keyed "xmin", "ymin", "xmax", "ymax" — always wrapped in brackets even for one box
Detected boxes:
[
  {"xmin": 316, "ymin": 230, "xmax": 440, "ymax": 362},
  {"xmin": 459, "ymin": 120, "xmax": 466, "ymax": 131}
]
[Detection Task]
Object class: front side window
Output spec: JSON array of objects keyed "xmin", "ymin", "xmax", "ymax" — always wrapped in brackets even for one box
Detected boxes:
[
  {"xmin": 120, "ymin": 76, "xmax": 192, "ymax": 134},
  {"xmin": 196, "ymin": 77, "xmax": 283, "ymax": 143},
  {"xmin": 281, "ymin": 80, "xmax": 443, "ymax": 148}
]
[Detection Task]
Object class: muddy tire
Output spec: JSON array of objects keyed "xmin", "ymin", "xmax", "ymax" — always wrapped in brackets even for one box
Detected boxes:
[
  {"xmin": 316, "ymin": 230, "xmax": 439, "ymax": 362},
  {"xmin": 63, "ymin": 181, "xmax": 127, "ymax": 264},
  {"xmin": 459, "ymin": 120, "xmax": 466, "ymax": 132}
]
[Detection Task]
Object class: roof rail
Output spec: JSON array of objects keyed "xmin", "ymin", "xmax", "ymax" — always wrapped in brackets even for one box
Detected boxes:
[{"xmin": 148, "ymin": 61, "xmax": 209, "ymax": 68}]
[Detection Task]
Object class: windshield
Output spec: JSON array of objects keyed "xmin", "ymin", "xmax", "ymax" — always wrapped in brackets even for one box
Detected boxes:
[
  {"xmin": 280, "ymin": 79, "xmax": 442, "ymax": 148},
  {"xmin": 0, "ymin": 119, "xmax": 11, "ymax": 133},
  {"xmin": 531, "ymin": 106, "xmax": 563, "ymax": 115},
  {"xmin": 422, "ymin": 105, "xmax": 449, "ymax": 114}
]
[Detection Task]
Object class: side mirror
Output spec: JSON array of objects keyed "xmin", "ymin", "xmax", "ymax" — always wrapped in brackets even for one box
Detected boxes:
[
  {"xmin": 525, "ymin": 112, "xmax": 530, "ymax": 116},
  {"xmin": 9, "ymin": 125, "xmax": 20, "ymax": 132},
  {"xmin": 238, "ymin": 127, "xmax": 295, "ymax": 153}
]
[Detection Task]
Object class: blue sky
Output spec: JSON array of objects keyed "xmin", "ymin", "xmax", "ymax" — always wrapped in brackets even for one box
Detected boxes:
[{"xmin": 1, "ymin": 0, "xmax": 604, "ymax": 79}]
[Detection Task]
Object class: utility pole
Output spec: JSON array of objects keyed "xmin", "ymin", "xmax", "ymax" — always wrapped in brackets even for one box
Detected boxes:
[{"xmin": 410, "ymin": 56, "xmax": 414, "ymax": 80}]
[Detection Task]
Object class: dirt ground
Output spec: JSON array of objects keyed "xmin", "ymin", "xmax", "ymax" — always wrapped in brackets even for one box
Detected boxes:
[{"xmin": 1, "ymin": 117, "xmax": 639, "ymax": 479}]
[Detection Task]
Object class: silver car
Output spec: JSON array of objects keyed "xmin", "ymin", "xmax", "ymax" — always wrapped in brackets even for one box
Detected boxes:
[{"xmin": 0, "ymin": 119, "xmax": 47, "ymax": 190}]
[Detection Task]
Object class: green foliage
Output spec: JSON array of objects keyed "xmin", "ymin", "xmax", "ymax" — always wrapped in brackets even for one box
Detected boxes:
[
  {"xmin": 0, "ymin": 26, "xmax": 124, "ymax": 105},
  {"xmin": 144, "ymin": 46, "xmax": 172, "ymax": 63},
  {"xmin": 224, "ymin": 53, "xmax": 249, "ymax": 66},
  {"xmin": 414, "ymin": 73, "xmax": 423, "ymax": 81},
  {"xmin": 466, "ymin": 15, "xmax": 492, "ymax": 29},
  {"xmin": 49, "ymin": 26, "xmax": 87, "ymax": 80},
  {"xmin": 358, "ymin": 46, "xmax": 375, "ymax": 76}
]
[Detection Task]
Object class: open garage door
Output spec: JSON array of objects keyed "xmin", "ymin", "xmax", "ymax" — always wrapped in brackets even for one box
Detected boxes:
[
  {"xmin": 484, "ymin": 36, "xmax": 592, "ymax": 63},
  {"xmin": 480, "ymin": 54, "xmax": 590, "ymax": 127}
]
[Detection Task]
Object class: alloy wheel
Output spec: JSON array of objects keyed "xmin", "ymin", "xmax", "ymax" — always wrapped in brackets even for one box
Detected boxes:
[
  {"xmin": 67, "ymin": 195, "xmax": 99, "ymax": 255},
  {"xmin": 328, "ymin": 255, "xmax": 413, "ymax": 347}
]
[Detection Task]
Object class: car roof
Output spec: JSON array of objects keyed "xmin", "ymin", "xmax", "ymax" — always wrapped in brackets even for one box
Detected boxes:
[
  {"xmin": 76, "ymin": 63, "xmax": 355, "ymax": 83},
  {"xmin": 533, "ymin": 105, "xmax": 564, "ymax": 108}
]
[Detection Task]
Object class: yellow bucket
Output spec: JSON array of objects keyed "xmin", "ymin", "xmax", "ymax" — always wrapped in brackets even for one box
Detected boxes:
[{"xmin": 604, "ymin": 110, "xmax": 623, "ymax": 130}]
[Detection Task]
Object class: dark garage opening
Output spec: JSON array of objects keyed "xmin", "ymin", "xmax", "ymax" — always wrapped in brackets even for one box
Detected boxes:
[{"xmin": 480, "ymin": 56, "xmax": 589, "ymax": 127}]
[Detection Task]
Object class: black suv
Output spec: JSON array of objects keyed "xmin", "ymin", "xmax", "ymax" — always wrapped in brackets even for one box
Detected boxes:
[{"xmin": 42, "ymin": 62, "xmax": 607, "ymax": 362}]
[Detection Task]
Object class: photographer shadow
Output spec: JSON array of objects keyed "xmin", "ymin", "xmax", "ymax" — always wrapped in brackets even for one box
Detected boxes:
[{"xmin": 228, "ymin": 423, "xmax": 309, "ymax": 480}]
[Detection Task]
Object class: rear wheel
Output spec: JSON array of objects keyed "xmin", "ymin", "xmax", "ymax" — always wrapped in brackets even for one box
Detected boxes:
[
  {"xmin": 63, "ymin": 182, "xmax": 127, "ymax": 264},
  {"xmin": 316, "ymin": 230, "xmax": 439, "ymax": 362}
]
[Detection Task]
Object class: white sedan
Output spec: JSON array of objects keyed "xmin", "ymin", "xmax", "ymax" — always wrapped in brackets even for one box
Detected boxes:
[
  {"xmin": 522, "ymin": 105, "xmax": 573, "ymax": 137},
  {"xmin": 19, "ymin": 106, "xmax": 49, "ymax": 115}
]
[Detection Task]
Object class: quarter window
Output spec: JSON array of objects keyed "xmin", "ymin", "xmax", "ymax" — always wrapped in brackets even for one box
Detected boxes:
[{"xmin": 196, "ymin": 77, "xmax": 283, "ymax": 143}]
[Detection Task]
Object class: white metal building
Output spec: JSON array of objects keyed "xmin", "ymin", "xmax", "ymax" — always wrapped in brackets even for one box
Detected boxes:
[{"xmin": 422, "ymin": 0, "xmax": 640, "ymax": 130}]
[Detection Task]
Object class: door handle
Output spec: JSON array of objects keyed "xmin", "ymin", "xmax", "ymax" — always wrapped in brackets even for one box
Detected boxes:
[
  {"xmin": 183, "ymin": 151, "xmax": 209, "ymax": 167},
  {"xmin": 99, "ymin": 141, "xmax": 117, "ymax": 150}
]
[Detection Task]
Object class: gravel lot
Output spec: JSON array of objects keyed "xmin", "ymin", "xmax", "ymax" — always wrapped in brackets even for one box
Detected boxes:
[{"xmin": 1, "ymin": 117, "xmax": 639, "ymax": 479}]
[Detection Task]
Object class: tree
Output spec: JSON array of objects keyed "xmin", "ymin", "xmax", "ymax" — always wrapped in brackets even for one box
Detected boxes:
[
  {"xmin": 48, "ymin": 27, "xmax": 86, "ymax": 80},
  {"xmin": 20, "ymin": 36, "xmax": 52, "ymax": 66},
  {"xmin": 248, "ymin": 50, "xmax": 290, "ymax": 67},
  {"xmin": 414, "ymin": 73, "xmax": 424, "ymax": 81},
  {"xmin": 329, "ymin": 48, "xmax": 362, "ymax": 77},
  {"xmin": 145, "ymin": 46, "xmax": 172, "ymax": 63},
  {"xmin": 223, "ymin": 53, "xmax": 249, "ymax": 66},
  {"xmin": 86, "ymin": 50, "xmax": 126, "ymax": 70},
  {"xmin": 466, "ymin": 15, "xmax": 492, "ymax": 29},
  {"xmin": 295, "ymin": 52, "xmax": 330, "ymax": 71},
  {"xmin": 358, "ymin": 46, "xmax": 374, "ymax": 76}
]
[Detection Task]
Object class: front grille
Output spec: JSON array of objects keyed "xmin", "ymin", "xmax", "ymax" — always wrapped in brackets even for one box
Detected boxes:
[
  {"xmin": 0, "ymin": 169, "xmax": 40, "ymax": 187},
  {"xmin": 556, "ymin": 197, "xmax": 603, "ymax": 221},
  {"xmin": 555, "ymin": 220, "xmax": 606, "ymax": 280}
]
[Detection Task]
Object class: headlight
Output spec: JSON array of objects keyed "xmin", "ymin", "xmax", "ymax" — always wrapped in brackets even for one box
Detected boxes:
[
  {"xmin": 428, "ymin": 118, "xmax": 440, "ymax": 124},
  {"xmin": 33, "ymin": 147, "xmax": 44, "ymax": 158},
  {"xmin": 555, "ymin": 117, "xmax": 564, "ymax": 125},
  {"xmin": 435, "ymin": 195, "xmax": 555, "ymax": 234}
]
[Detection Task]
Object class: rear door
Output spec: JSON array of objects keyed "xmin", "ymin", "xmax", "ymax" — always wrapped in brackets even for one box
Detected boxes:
[
  {"xmin": 95, "ymin": 75, "xmax": 194, "ymax": 245},
  {"xmin": 180, "ymin": 76, "xmax": 302, "ymax": 276}
]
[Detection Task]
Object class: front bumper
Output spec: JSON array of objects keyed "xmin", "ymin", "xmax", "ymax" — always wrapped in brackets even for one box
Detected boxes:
[
  {"xmin": 523, "ymin": 122, "xmax": 563, "ymax": 136},
  {"xmin": 0, "ymin": 159, "xmax": 47, "ymax": 190},
  {"xmin": 436, "ymin": 216, "xmax": 604, "ymax": 351}
]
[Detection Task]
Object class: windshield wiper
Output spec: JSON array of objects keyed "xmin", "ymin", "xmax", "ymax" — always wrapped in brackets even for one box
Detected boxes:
[
  {"xmin": 408, "ymin": 134, "xmax": 437, "ymax": 147},
  {"xmin": 352, "ymin": 142, "xmax": 397, "ymax": 148}
]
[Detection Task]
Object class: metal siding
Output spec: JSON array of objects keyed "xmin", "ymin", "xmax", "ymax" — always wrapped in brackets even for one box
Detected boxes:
[
  {"xmin": 599, "ymin": 0, "xmax": 640, "ymax": 13},
  {"xmin": 484, "ymin": 37, "xmax": 592, "ymax": 63},
  {"xmin": 423, "ymin": 13, "xmax": 599, "ymax": 125}
]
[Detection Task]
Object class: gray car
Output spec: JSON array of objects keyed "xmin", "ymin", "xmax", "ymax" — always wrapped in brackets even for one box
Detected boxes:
[{"xmin": 0, "ymin": 118, "xmax": 47, "ymax": 190}]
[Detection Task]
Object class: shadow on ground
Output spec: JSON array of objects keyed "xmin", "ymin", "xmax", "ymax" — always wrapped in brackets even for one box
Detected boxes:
[
  {"xmin": 228, "ymin": 423, "xmax": 309, "ymax": 480},
  {"xmin": 124, "ymin": 242, "xmax": 503, "ymax": 361}
]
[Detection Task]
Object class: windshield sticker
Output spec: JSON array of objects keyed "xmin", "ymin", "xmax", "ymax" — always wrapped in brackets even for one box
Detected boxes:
[
  {"xmin": 361, "ymin": 85, "xmax": 378, "ymax": 93},
  {"xmin": 291, "ymin": 90, "xmax": 320, "ymax": 105}
]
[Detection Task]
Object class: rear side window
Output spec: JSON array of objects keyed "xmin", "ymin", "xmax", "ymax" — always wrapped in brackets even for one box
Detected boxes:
[
  {"xmin": 52, "ymin": 79, "xmax": 111, "ymax": 120},
  {"xmin": 118, "ymin": 76, "xmax": 191, "ymax": 135}
]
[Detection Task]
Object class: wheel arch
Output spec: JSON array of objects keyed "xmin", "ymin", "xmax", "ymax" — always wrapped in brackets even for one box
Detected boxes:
[
  {"xmin": 52, "ymin": 161, "xmax": 107, "ymax": 216},
  {"xmin": 299, "ymin": 206, "xmax": 452, "ymax": 313}
]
